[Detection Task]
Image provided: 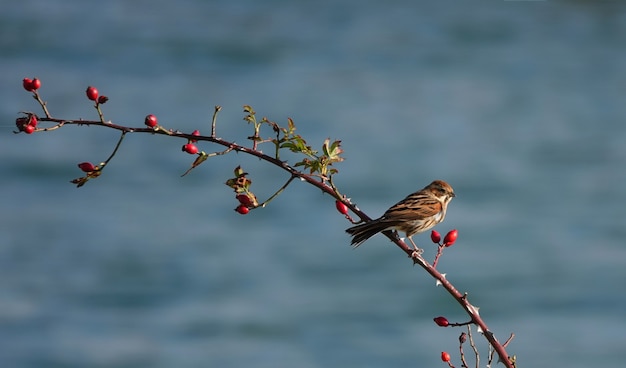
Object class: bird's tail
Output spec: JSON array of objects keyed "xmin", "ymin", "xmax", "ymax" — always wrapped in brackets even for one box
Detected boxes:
[{"xmin": 345, "ymin": 220, "xmax": 393, "ymax": 247}]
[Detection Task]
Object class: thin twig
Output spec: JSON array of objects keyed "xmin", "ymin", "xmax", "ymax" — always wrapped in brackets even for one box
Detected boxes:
[
  {"xmin": 503, "ymin": 333, "xmax": 515, "ymax": 348},
  {"xmin": 466, "ymin": 325, "xmax": 479, "ymax": 368},
  {"xmin": 95, "ymin": 102, "xmax": 106, "ymax": 123},
  {"xmin": 41, "ymin": 121, "xmax": 65, "ymax": 131},
  {"xmin": 211, "ymin": 105, "xmax": 221, "ymax": 137},
  {"xmin": 32, "ymin": 91, "xmax": 51, "ymax": 118},
  {"xmin": 458, "ymin": 332, "xmax": 468, "ymax": 368},
  {"xmin": 101, "ymin": 131, "xmax": 127, "ymax": 167},
  {"xmin": 328, "ymin": 175, "xmax": 343, "ymax": 200},
  {"xmin": 432, "ymin": 244, "xmax": 445, "ymax": 268},
  {"xmin": 258, "ymin": 174, "xmax": 297, "ymax": 208}
]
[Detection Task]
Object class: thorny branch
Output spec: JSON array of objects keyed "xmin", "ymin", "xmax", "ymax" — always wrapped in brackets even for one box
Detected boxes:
[{"xmin": 14, "ymin": 81, "xmax": 516, "ymax": 368}]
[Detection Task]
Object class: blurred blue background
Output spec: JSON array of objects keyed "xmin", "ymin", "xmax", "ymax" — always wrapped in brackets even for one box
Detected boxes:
[{"xmin": 2, "ymin": 0, "xmax": 626, "ymax": 367}]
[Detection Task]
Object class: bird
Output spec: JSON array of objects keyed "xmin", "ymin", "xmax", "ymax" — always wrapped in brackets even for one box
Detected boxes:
[{"xmin": 346, "ymin": 180, "xmax": 455, "ymax": 250}]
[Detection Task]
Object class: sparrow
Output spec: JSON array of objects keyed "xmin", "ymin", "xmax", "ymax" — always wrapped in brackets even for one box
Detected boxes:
[{"xmin": 346, "ymin": 180, "xmax": 455, "ymax": 250}]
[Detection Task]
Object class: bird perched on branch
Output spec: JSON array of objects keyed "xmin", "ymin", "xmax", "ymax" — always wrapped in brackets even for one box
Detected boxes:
[{"xmin": 346, "ymin": 180, "xmax": 455, "ymax": 250}]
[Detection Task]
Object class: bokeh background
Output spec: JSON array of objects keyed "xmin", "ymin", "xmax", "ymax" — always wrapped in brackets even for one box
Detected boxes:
[{"xmin": 2, "ymin": 0, "xmax": 625, "ymax": 367}]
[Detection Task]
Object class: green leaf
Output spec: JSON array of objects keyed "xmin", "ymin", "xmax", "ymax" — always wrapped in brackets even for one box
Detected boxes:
[
  {"xmin": 225, "ymin": 178, "xmax": 238, "ymax": 188},
  {"xmin": 287, "ymin": 117, "xmax": 296, "ymax": 135},
  {"xmin": 234, "ymin": 165, "xmax": 246, "ymax": 177},
  {"xmin": 322, "ymin": 138, "xmax": 331, "ymax": 156},
  {"xmin": 329, "ymin": 140, "xmax": 343, "ymax": 156},
  {"xmin": 280, "ymin": 142, "xmax": 298, "ymax": 151},
  {"xmin": 181, "ymin": 151, "xmax": 209, "ymax": 177}
]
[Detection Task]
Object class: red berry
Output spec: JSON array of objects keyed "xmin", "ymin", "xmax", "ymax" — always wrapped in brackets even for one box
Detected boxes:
[
  {"xmin": 430, "ymin": 230, "xmax": 441, "ymax": 244},
  {"xmin": 335, "ymin": 200, "xmax": 348, "ymax": 215},
  {"xmin": 443, "ymin": 229, "xmax": 458, "ymax": 247},
  {"xmin": 190, "ymin": 129, "xmax": 200, "ymax": 143},
  {"xmin": 441, "ymin": 351, "xmax": 451, "ymax": 362},
  {"xmin": 144, "ymin": 114, "xmax": 158, "ymax": 128},
  {"xmin": 235, "ymin": 204, "xmax": 250, "ymax": 215},
  {"xmin": 236, "ymin": 194, "xmax": 254, "ymax": 207},
  {"xmin": 433, "ymin": 316, "xmax": 449, "ymax": 327},
  {"xmin": 77, "ymin": 162, "xmax": 97, "ymax": 172},
  {"xmin": 31, "ymin": 78, "xmax": 41, "ymax": 90},
  {"xmin": 22, "ymin": 78, "xmax": 34, "ymax": 92},
  {"xmin": 182, "ymin": 143, "xmax": 198, "ymax": 154},
  {"xmin": 23, "ymin": 124, "xmax": 35, "ymax": 134},
  {"xmin": 28, "ymin": 115, "xmax": 38, "ymax": 127},
  {"xmin": 86, "ymin": 86, "xmax": 99, "ymax": 101}
]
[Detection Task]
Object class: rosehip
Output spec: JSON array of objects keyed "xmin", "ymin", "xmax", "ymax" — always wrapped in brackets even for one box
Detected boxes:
[
  {"xmin": 191, "ymin": 129, "xmax": 200, "ymax": 143},
  {"xmin": 22, "ymin": 78, "xmax": 34, "ymax": 91},
  {"xmin": 31, "ymin": 78, "xmax": 41, "ymax": 90},
  {"xmin": 182, "ymin": 143, "xmax": 198, "ymax": 154},
  {"xmin": 144, "ymin": 114, "xmax": 158, "ymax": 128},
  {"xmin": 78, "ymin": 162, "xmax": 97, "ymax": 172},
  {"xmin": 235, "ymin": 204, "xmax": 250, "ymax": 215},
  {"xmin": 85, "ymin": 86, "xmax": 99, "ymax": 101},
  {"xmin": 28, "ymin": 115, "xmax": 38, "ymax": 127},
  {"xmin": 23, "ymin": 124, "xmax": 35, "ymax": 134},
  {"xmin": 430, "ymin": 230, "xmax": 441, "ymax": 244},
  {"xmin": 236, "ymin": 194, "xmax": 254, "ymax": 207},
  {"xmin": 441, "ymin": 351, "xmax": 451, "ymax": 362},
  {"xmin": 443, "ymin": 229, "xmax": 458, "ymax": 247},
  {"xmin": 433, "ymin": 316, "xmax": 449, "ymax": 327},
  {"xmin": 335, "ymin": 200, "xmax": 348, "ymax": 215}
]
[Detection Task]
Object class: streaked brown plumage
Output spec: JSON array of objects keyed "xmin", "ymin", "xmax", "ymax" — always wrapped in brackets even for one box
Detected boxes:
[{"xmin": 346, "ymin": 180, "xmax": 455, "ymax": 249}]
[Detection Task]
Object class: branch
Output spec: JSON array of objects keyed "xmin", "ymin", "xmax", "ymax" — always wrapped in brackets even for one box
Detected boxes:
[{"xmin": 14, "ymin": 80, "xmax": 515, "ymax": 368}]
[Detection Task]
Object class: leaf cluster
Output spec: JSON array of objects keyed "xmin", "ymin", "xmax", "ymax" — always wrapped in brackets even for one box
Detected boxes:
[
  {"xmin": 243, "ymin": 106, "xmax": 344, "ymax": 181},
  {"xmin": 225, "ymin": 165, "xmax": 253, "ymax": 194}
]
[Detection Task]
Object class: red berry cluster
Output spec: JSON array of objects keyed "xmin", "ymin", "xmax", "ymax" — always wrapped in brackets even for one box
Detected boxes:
[
  {"xmin": 15, "ymin": 114, "xmax": 38, "ymax": 134},
  {"xmin": 226, "ymin": 167, "xmax": 258, "ymax": 215},
  {"xmin": 430, "ymin": 229, "xmax": 458, "ymax": 247},
  {"xmin": 85, "ymin": 86, "xmax": 108, "ymax": 104},
  {"xmin": 234, "ymin": 193, "xmax": 257, "ymax": 215},
  {"xmin": 22, "ymin": 77, "xmax": 41, "ymax": 92},
  {"xmin": 181, "ymin": 130, "xmax": 201, "ymax": 154}
]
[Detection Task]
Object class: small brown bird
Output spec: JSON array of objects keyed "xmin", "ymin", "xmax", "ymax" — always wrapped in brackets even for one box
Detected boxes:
[{"xmin": 346, "ymin": 180, "xmax": 455, "ymax": 249}]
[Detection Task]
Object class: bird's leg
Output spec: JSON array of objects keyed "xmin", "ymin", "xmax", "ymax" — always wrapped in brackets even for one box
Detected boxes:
[{"xmin": 407, "ymin": 236, "xmax": 423, "ymax": 254}]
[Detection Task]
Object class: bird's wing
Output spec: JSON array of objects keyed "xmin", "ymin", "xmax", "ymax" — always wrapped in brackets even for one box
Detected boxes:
[{"xmin": 382, "ymin": 196, "xmax": 442, "ymax": 221}]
